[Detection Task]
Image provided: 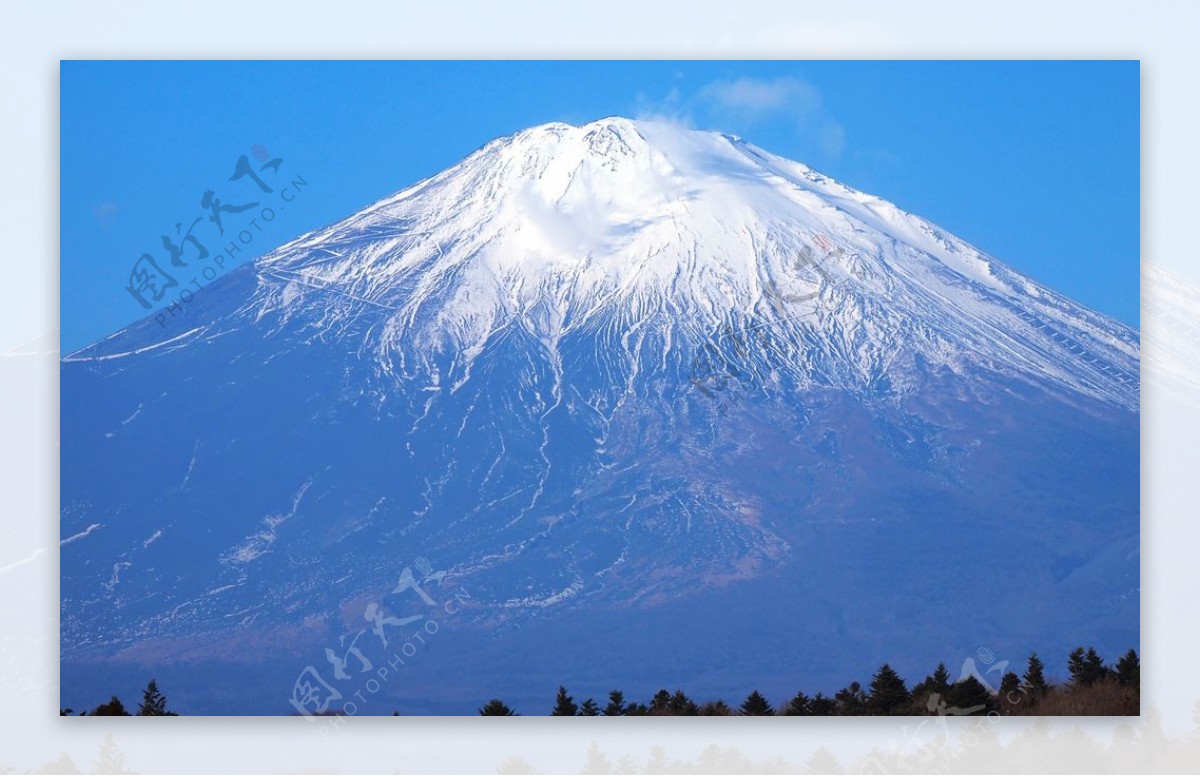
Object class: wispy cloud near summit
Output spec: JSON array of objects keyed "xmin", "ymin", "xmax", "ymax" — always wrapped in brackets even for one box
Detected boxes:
[{"xmin": 636, "ymin": 75, "xmax": 846, "ymax": 158}]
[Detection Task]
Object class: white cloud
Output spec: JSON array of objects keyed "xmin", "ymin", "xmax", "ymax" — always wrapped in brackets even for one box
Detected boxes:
[
  {"xmin": 633, "ymin": 85, "xmax": 691, "ymax": 125},
  {"xmin": 636, "ymin": 75, "xmax": 848, "ymax": 160},
  {"xmin": 700, "ymin": 76, "xmax": 821, "ymax": 114}
]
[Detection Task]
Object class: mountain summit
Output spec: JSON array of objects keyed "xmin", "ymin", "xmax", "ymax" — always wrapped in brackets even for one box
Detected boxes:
[
  {"xmin": 74, "ymin": 117, "xmax": 1137, "ymax": 407},
  {"xmin": 62, "ymin": 118, "xmax": 1139, "ymax": 714}
]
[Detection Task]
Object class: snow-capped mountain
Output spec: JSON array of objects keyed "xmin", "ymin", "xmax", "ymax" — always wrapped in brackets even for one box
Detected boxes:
[{"xmin": 61, "ymin": 118, "xmax": 1139, "ymax": 714}]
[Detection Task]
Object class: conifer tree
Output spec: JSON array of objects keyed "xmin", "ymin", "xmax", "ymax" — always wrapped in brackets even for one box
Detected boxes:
[
  {"xmin": 89, "ymin": 696, "xmax": 130, "ymax": 716},
  {"xmin": 136, "ymin": 679, "xmax": 175, "ymax": 716},
  {"xmin": 783, "ymin": 690, "xmax": 812, "ymax": 716},
  {"xmin": 930, "ymin": 662, "xmax": 951, "ymax": 694},
  {"xmin": 834, "ymin": 681, "xmax": 867, "ymax": 715},
  {"xmin": 604, "ymin": 690, "xmax": 626, "ymax": 716},
  {"xmin": 92, "ymin": 733, "xmax": 131, "ymax": 775},
  {"xmin": 867, "ymin": 663, "xmax": 911, "ymax": 715},
  {"xmin": 1116, "ymin": 648, "xmax": 1140, "ymax": 689},
  {"xmin": 649, "ymin": 689, "xmax": 672, "ymax": 715},
  {"xmin": 998, "ymin": 666, "xmax": 1017, "ymax": 700},
  {"xmin": 669, "ymin": 689, "xmax": 698, "ymax": 716},
  {"xmin": 1085, "ymin": 647, "xmax": 1110, "ymax": 684},
  {"xmin": 551, "ymin": 685, "xmax": 579, "ymax": 716},
  {"xmin": 805, "ymin": 747, "xmax": 843, "ymax": 774},
  {"xmin": 643, "ymin": 746, "xmax": 668, "ymax": 774},
  {"xmin": 1067, "ymin": 647, "xmax": 1088, "ymax": 685},
  {"xmin": 1068, "ymin": 646, "xmax": 1110, "ymax": 687},
  {"xmin": 739, "ymin": 690, "xmax": 775, "ymax": 716},
  {"xmin": 581, "ymin": 741, "xmax": 612, "ymax": 775},
  {"xmin": 579, "ymin": 697, "xmax": 600, "ymax": 716},
  {"xmin": 944, "ymin": 676, "xmax": 991, "ymax": 714},
  {"xmin": 698, "ymin": 699, "xmax": 734, "ymax": 715},
  {"xmin": 809, "ymin": 692, "xmax": 836, "ymax": 716},
  {"xmin": 478, "ymin": 698, "xmax": 517, "ymax": 715},
  {"xmin": 1023, "ymin": 652, "xmax": 1049, "ymax": 698},
  {"xmin": 998, "ymin": 671, "xmax": 1021, "ymax": 702}
]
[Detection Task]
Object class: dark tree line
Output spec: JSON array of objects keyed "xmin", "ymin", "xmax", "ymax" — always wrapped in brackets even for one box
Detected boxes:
[
  {"xmin": 61, "ymin": 647, "xmax": 1140, "ymax": 717},
  {"xmin": 60, "ymin": 679, "xmax": 178, "ymax": 716},
  {"xmin": 478, "ymin": 647, "xmax": 1140, "ymax": 716}
]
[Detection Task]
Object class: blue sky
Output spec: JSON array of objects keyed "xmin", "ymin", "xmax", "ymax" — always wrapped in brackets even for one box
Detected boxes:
[{"xmin": 60, "ymin": 60, "xmax": 1139, "ymax": 351}]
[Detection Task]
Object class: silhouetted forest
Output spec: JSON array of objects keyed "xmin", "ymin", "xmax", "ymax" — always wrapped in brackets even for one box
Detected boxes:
[
  {"xmin": 477, "ymin": 647, "xmax": 1139, "ymax": 717},
  {"xmin": 60, "ymin": 647, "xmax": 1138, "ymax": 717},
  {"xmin": 59, "ymin": 679, "xmax": 177, "ymax": 717}
]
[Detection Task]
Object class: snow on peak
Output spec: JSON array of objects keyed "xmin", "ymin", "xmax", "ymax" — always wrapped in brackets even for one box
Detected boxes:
[{"xmin": 241, "ymin": 117, "xmax": 1138, "ymax": 408}]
